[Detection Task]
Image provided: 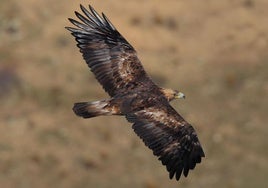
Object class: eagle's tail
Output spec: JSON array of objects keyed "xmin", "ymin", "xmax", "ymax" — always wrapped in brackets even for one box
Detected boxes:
[{"xmin": 73, "ymin": 99, "xmax": 116, "ymax": 118}]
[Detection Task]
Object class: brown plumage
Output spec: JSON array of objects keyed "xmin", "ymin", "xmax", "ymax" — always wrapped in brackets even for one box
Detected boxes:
[{"xmin": 66, "ymin": 5, "xmax": 205, "ymax": 181}]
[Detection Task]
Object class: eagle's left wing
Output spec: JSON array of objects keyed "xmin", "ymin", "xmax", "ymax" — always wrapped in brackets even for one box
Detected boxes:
[
  {"xmin": 66, "ymin": 5, "xmax": 156, "ymax": 97},
  {"xmin": 126, "ymin": 104, "xmax": 205, "ymax": 180}
]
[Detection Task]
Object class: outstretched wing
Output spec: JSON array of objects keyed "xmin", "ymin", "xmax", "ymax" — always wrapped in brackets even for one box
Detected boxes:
[
  {"xmin": 66, "ymin": 5, "xmax": 155, "ymax": 97},
  {"xmin": 126, "ymin": 104, "xmax": 205, "ymax": 181}
]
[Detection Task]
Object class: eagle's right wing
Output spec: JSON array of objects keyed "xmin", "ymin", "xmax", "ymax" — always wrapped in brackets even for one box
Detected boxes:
[
  {"xmin": 126, "ymin": 104, "xmax": 205, "ymax": 180},
  {"xmin": 66, "ymin": 5, "xmax": 155, "ymax": 97}
]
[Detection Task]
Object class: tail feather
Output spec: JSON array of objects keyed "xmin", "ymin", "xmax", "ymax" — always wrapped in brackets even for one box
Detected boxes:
[{"xmin": 73, "ymin": 100, "xmax": 113, "ymax": 118}]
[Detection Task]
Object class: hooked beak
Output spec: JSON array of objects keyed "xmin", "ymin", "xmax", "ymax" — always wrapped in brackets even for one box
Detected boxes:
[{"xmin": 175, "ymin": 92, "xmax": 186, "ymax": 99}]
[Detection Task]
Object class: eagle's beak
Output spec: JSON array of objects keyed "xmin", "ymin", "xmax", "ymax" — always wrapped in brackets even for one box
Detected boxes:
[{"xmin": 175, "ymin": 92, "xmax": 185, "ymax": 99}]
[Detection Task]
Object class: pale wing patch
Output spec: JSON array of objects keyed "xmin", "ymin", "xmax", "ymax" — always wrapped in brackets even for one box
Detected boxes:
[
  {"xmin": 135, "ymin": 107, "xmax": 185, "ymax": 128},
  {"xmin": 117, "ymin": 58, "xmax": 134, "ymax": 82}
]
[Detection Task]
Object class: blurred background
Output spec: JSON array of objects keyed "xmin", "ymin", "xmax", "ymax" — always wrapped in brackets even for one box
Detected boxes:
[{"xmin": 0, "ymin": 0, "xmax": 267, "ymax": 187}]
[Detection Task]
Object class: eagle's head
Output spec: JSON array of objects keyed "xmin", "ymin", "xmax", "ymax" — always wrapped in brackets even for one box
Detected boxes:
[{"xmin": 161, "ymin": 88, "xmax": 185, "ymax": 102}]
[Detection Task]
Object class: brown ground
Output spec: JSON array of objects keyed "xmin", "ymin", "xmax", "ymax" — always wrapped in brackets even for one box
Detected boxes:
[{"xmin": 0, "ymin": 0, "xmax": 268, "ymax": 187}]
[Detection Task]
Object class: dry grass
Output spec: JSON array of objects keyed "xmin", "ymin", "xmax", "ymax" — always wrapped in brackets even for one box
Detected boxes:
[{"xmin": 0, "ymin": 0, "xmax": 267, "ymax": 187}]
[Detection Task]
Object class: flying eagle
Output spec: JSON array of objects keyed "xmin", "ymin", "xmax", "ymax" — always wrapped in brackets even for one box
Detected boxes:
[{"xmin": 66, "ymin": 5, "xmax": 205, "ymax": 181}]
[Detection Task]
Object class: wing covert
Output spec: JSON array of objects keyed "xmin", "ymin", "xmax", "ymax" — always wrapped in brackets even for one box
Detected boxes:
[
  {"xmin": 126, "ymin": 105, "xmax": 205, "ymax": 180},
  {"xmin": 66, "ymin": 5, "xmax": 154, "ymax": 96}
]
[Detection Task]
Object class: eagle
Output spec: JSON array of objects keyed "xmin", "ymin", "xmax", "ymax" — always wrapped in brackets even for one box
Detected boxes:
[{"xmin": 66, "ymin": 5, "xmax": 205, "ymax": 181}]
